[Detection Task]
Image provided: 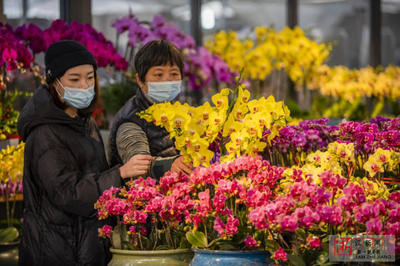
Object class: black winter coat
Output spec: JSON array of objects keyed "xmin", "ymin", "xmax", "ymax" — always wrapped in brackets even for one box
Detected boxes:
[
  {"xmin": 17, "ymin": 85, "xmax": 123, "ymax": 266},
  {"xmin": 108, "ymin": 88, "xmax": 178, "ymax": 167}
]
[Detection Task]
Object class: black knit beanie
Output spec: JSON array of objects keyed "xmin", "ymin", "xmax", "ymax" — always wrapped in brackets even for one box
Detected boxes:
[{"xmin": 45, "ymin": 40, "xmax": 97, "ymax": 84}]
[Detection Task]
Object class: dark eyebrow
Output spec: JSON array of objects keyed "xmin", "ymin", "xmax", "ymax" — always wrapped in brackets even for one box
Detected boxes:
[{"xmin": 68, "ymin": 71, "xmax": 94, "ymax": 77}]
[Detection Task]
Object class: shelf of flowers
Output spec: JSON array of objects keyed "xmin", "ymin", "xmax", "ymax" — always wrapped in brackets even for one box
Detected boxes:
[{"xmin": 96, "ymin": 80, "xmax": 400, "ymax": 265}]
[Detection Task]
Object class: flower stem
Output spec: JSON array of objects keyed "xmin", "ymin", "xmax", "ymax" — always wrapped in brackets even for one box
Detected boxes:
[
  {"xmin": 204, "ymin": 222, "xmax": 208, "ymax": 243},
  {"xmin": 10, "ymin": 192, "xmax": 17, "ymax": 224},
  {"xmin": 138, "ymin": 231, "xmax": 143, "ymax": 250},
  {"xmin": 5, "ymin": 182, "xmax": 10, "ymax": 227}
]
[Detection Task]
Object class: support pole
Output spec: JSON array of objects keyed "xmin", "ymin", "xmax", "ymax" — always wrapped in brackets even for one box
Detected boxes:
[
  {"xmin": 0, "ymin": 0, "xmax": 6, "ymax": 23},
  {"xmin": 370, "ymin": 0, "xmax": 381, "ymax": 67},
  {"xmin": 60, "ymin": 0, "xmax": 92, "ymax": 25},
  {"xmin": 287, "ymin": 0, "xmax": 298, "ymax": 28},
  {"xmin": 190, "ymin": 0, "xmax": 202, "ymax": 46},
  {"xmin": 22, "ymin": 0, "xmax": 28, "ymax": 23},
  {"xmin": 190, "ymin": 0, "xmax": 203, "ymax": 105},
  {"xmin": 286, "ymin": 0, "xmax": 299, "ymax": 104}
]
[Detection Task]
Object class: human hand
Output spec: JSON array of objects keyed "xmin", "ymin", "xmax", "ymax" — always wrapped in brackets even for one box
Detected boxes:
[
  {"xmin": 170, "ymin": 156, "xmax": 193, "ymax": 176},
  {"xmin": 119, "ymin": 154, "xmax": 154, "ymax": 179}
]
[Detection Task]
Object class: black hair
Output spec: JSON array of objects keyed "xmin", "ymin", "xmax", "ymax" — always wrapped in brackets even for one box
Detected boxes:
[{"xmin": 134, "ymin": 40, "xmax": 184, "ymax": 82}]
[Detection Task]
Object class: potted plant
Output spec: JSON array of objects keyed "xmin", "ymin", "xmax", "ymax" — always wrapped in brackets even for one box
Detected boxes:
[
  {"xmin": 95, "ymin": 175, "xmax": 194, "ymax": 266},
  {"xmin": 181, "ymin": 149, "xmax": 399, "ymax": 265},
  {"xmin": 0, "ymin": 142, "xmax": 24, "ymax": 266},
  {"xmin": 136, "ymin": 68, "xmax": 400, "ymax": 265},
  {"xmin": 137, "ymin": 75, "xmax": 291, "ymax": 264},
  {"xmin": 183, "ymin": 155, "xmax": 280, "ymax": 266}
]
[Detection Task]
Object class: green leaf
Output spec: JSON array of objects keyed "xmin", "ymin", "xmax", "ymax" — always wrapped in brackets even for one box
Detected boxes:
[
  {"xmin": 287, "ymin": 254, "xmax": 306, "ymax": 266},
  {"xmin": 371, "ymin": 99, "xmax": 385, "ymax": 118},
  {"xmin": 0, "ymin": 226, "xmax": 19, "ymax": 243},
  {"xmin": 186, "ymin": 231, "xmax": 208, "ymax": 248},
  {"xmin": 111, "ymin": 225, "xmax": 122, "ymax": 249},
  {"xmin": 264, "ymin": 239, "xmax": 280, "ymax": 250}
]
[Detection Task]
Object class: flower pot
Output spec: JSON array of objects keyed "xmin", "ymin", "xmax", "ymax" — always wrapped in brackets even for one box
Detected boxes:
[
  {"xmin": 190, "ymin": 249, "xmax": 274, "ymax": 266},
  {"xmin": 108, "ymin": 248, "xmax": 193, "ymax": 266},
  {"xmin": 0, "ymin": 241, "xmax": 19, "ymax": 266}
]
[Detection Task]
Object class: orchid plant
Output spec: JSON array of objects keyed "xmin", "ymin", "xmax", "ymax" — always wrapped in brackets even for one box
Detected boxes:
[
  {"xmin": 95, "ymin": 175, "xmax": 192, "ymax": 250},
  {"xmin": 1, "ymin": 20, "xmax": 128, "ymax": 138},
  {"xmin": 112, "ymin": 13, "xmax": 236, "ymax": 92},
  {"xmin": 0, "ymin": 142, "xmax": 24, "ymax": 243},
  {"xmin": 138, "ymin": 74, "xmax": 290, "ymax": 167},
  {"xmin": 96, "ymin": 74, "xmax": 399, "ymax": 264},
  {"xmin": 262, "ymin": 117, "xmax": 400, "ymax": 184},
  {"xmin": 184, "ymin": 155, "xmax": 284, "ymax": 251}
]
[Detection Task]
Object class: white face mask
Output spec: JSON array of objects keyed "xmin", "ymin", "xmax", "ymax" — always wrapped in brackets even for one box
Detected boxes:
[
  {"xmin": 145, "ymin": 80, "xmax": 182, "ymax": 103},
  {"xmin": 56, "ymin": 79, "xmax": 95, "ymax": 109}
]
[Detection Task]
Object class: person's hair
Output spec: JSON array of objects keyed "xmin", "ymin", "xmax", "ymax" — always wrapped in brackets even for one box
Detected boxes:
[
  {"xmin": 47, "ymin": 73, "xmax": 100, "ymax": 114},
  {"xmin": 134, "ymin": 40, "xmax": 184, "ymax": 82}
]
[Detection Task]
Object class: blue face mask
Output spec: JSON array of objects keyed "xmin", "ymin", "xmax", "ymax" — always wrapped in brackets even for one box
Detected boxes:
[
  {"xmin": 57, "ymin": 79, "xmax": 95, "ymax": 109},
  {"xmin": 145, "ymin": 80, "xmax": 182, "ymax": 103}
]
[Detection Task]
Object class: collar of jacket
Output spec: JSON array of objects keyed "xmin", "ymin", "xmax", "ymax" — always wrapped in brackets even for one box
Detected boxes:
[{"xmin": 134, "ymin": 87, "xmax": 153, "ymax": 111}]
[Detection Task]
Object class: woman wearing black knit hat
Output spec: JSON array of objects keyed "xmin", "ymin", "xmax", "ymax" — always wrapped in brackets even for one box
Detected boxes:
[{"xmin": 17, "ymin": 40, "xmax": 153, "ymax": 266}]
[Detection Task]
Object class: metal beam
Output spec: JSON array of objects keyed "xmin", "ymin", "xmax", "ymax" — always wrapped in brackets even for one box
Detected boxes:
[
  {"xmin": 60, "ymin": 0, "xmax": 92, "ymax": 25},
  {"xmin": 370, "ymin": 0, "xmax": 381, "ymax": 67},
  {"xmin": 286, "ymin": 0, "xmax": 299, "ymax": 103},
  {"xmin": 190, "ymin": 0, "xmax": 202, "ymax": 46},
  {"xmin": 287, "ymin": 0, "xmax": 298, "ymax": 28},
  {"xmin": 60, "ymin": 0, "xmax": 71, "ymax": 23},
  {"xmin": 0, "ymin": 0, "xmax": 6, "ymax": 23},
  {"xmin": 22, "ymin": 0, "xmax": 28, "ymax": 23}
]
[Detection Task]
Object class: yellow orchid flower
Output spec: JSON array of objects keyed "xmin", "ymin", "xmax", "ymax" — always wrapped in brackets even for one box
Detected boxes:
[
  {"xmin": 191, "ymin": 147, "xmax": 214, "ymax": 167},
  {"xmin": 231, "ymin": 102, "xmax": 249, "ymax": 121},
  {"xmin": 222, "ymin": 116, "xmax": 244, "ymax": 137},
  {"xmin": 237, "ymin": 85, "xmax": 250, "ymax": 104},
  {"xmin": 211, "ymin": 90, "xmax": 229, "ymax": 111},
  {"xmin": 247, "ymin": 140, "xmax": 267, "ymax": 156},
  {"xmin": 152, "ymin": 105, "xmax": 175, "ymax": 131}
]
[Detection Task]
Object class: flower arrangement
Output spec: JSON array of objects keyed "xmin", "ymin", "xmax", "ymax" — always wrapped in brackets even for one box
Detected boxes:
[
  {"xmin": 263, "ymin": 117, "xmax": 400, "ymax": 174},
  {"xmin": 138, "ymin": 77, "xmax": 290, "ymax": 167},
  {"xmin": 95, "ymin": 174, "xmax": 193, "ymax": 250},
  {"xmin": 205, "ymin": 26, "xmax": 331, "ymax": 85},
  {"xmin": 182, "ymin": 152, "xmax": 399, "ymax": 264},
  {"xmin": 1, "ymin": 20, "xmax": 127, "ymax": 90},
  {"xmin": 205, "ymin": 26, "xmax": 399, "ymax": 119},
  {"xmin": 308, "ymin": 65, "xmax": 400, "ymax": 103},
  {"xmin": 96, "ymin": 153, "xmax": 400, "ymax": 264},
  {"xmin": 184, "ymin": 155, "xmax": 284, "ymax": 251},
  {"xmin": 14, "ymin": 20, "xmax": 128, "ymax": 71},
  {"xmin": 250, "ymin": 164, "xmax": 399, "ymax": 265},
  {"xmin": 0, "ymin": 91, "xmax": 21, "ymax": 140},
  {"xmin": 0, "ymin": 23, "xmax": 33, "ymax": 84},
  {"xmin": 263, "ymin": 118, "xmax": 338, "ymax": 166},
  {"xmin": 112, "ymin": 14, "xmax": 236, "ymax": 91},
  {"xmin": 0, "ymin": 20, "xmax": 128, "ymax": 137},
  {"xmin": 0, "ymin": 142, "xmax": 24, "ymax": 243},
  {"xmin": 95, "ymin": 67, "xmax": 399, "ymax": 264},
  {"xmin": 308, "ymin": 65, "xmax": 400, "ymax": 119}
]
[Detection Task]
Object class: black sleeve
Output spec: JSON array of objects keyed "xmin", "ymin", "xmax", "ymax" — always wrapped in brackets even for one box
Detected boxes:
[
  {"xmin": 33, "ymin": 146, "xmax": 122, "ymax": 218},
  {"xmin": 151, "ymin": 157, "xmax": 177, "ymax": 180}
]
